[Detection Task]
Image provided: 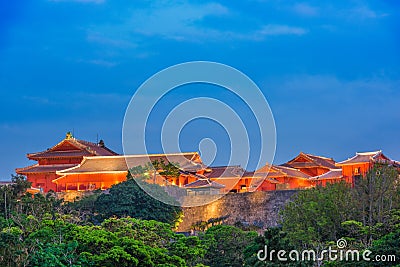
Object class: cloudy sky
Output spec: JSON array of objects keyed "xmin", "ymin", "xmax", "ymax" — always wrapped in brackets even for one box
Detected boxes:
[{"xmin": 1, "ymin": 0, "xmax": 399, "ymax": 179}]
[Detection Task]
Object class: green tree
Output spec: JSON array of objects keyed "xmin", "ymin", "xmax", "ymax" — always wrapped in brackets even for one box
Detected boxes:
[
  {"xmin": 350, "ymin": 164, "xmax": 400, "ymax": 246},
  {"xmin": 168, "ymin": 235, "xmax": 207, "ymax": 266},
  {"xmin": 201, "ymin": 224, "xmax": 257, "ymax": 267},
  {"xmin": 94, "ymin": 173, "xmax": 182, "ymax": 225},
  {"xmin": 0, "ymin": 175, "xmax": 31, "ymax": 220},
  {"xmin": 244, "ymin": 227, "xmax": 311, "ymax": 266},
  {"xmin": 0, "ymin": 226, "xmax": 26, "ymax": 266},
  {"xmin": 367, "ymin": 229, "xmax": 400, "ymax": 266},
  {"xmin": 280, "ymin": 181, "xmax": 354, "ymax": 249},
  {"xmin": 11, "ymin": 174, "xmax": 32, "ymax": 198}
]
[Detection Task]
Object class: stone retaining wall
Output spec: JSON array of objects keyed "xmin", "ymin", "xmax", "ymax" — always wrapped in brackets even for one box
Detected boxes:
[{"xmin": 178, "ymin": 190, "xmax": 298, "ymax": 232}]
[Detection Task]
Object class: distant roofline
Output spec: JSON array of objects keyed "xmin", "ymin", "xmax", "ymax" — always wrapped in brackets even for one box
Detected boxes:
[{"xmin": 0, "ymin": 181, "xmax": 15, "ymax": 185}]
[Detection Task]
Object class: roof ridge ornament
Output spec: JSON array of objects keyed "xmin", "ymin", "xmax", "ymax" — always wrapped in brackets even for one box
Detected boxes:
[{"xmin": 66, "ymin": 132, "xmax": 73, "ymax": 140}]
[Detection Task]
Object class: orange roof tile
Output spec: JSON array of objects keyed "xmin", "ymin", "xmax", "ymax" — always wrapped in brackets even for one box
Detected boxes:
[
  {"xmin": 283, "ymin": 152, "xmax": 336, "ymax": 169},
  {"xmin": 184, "ymin": 179, "xmax": 225, "ymax": 189},
  {"xmin": 16, "ymin": 164, "xmax": 78, "ymax": 174},
  {"xmin": 310, "ymin": 169, "xmax": 343, "ymax": 180},
  {"xmin": 57, "ymin": 152, "xmax": 203, "ymax": 174},
  {"xmin": 274, "ymin": 165, "xmax": 311, "ymax": 179},
  {"xmin": 204, "ymin": 165, "xmax": 244, "ymax": 179},
  {"xmin": 336, "ymin": 150, "xmax": 392, "ymax": 166},
  {"xmin": 27, "ymin": 138, "xmax": 118, "ymax": 159}
]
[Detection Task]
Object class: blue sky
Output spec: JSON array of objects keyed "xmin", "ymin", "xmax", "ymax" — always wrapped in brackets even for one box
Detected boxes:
[{"xmin": 1, "ymin": 0, "xmax": 399, "ymax": 180}]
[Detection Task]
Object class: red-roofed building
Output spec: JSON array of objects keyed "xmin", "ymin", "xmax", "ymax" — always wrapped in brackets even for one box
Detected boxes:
[
  {"xmin": 281, "ymin": 152, "xmax": 337, "ymax": 176},
  {"xmin": 184, "ymin": 178, "xmax": 225, "ymax": 195},
  {"xmin": 336, "ymin": 150, "xmax": 395, "ymax": 186},
  {"xmin": 309, "ymin": 169, "xmax": 344, "ymax": 186},
  {"xmin": 204, "ymin": 165, "xmax": 245, "ymax": 193},
  {"xmin": 255, "ymin": 163, "xmax": 313, "ymax": 190},
  {"xmin": 16, "ymin": 132, "xmax": 118, "ymax": 192},
  {"xmin": 55, "ymin": 152, "xmax": 204, "ymax": 192}
]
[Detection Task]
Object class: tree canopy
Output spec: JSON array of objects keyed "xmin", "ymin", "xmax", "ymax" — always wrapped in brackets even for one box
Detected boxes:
[{"xmin": 1, "ymin": 164, "xmax": 399, "ymax": 266}]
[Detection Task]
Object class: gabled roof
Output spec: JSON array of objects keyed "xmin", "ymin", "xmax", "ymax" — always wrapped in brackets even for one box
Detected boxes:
[
  {"xmin": 27, "ymin": 136, "xmax": 118, "ymax": 160},
  {"xmin": 274, "ymin": 165, "xmax": 311, "ymax": 179},
  {"xmin": 204, "ymin": 165, "xmax": 244, "ymax": 179},
  {"xmin": 255, "ymin": 162, "xmax": 311, "ymax": 179},
  {"xmin": 184, "ymin": 179, "xmax": 225, "ymax": 189},
  {"xmin": 255, "ymin": 163, "xmax": 287, "ymax": 178},
  {"xmin": 247, "ymin": 172, "xmax": 282, "ymax": 184},
  {"xmin": 282, "ymin": 152, "xmax": 336, "ymax": 169},
  {"xmin": 336, "ymin": 150, "xmax": 392, "ymax": 166},
  {"xmin": 16, "ymin": 164, "xmax": 78, "ymax": 174},
  {"xmin": 56, "ymin": 152, "xmax": 203, "ymax": 174},
  {"xmin": 310, "ymin": 169, "xmax": 343, "ymax": 180},
  {"xmin": 248, "ymin": 163, "xmax": 309, "ymax": 191}
]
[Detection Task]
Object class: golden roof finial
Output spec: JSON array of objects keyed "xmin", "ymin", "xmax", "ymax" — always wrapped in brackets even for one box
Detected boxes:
[{"xmin": 66, "ymin": 131, "xmax": 73, "ymax": 140}]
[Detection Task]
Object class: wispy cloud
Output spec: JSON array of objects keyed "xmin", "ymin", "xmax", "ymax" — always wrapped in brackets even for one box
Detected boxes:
[
  {"xmin": 269, "ymin": 74, "xmax": 400, "ymax": 105},
  {"xmin": 76, "ymin": 58, "xmax": 118, "ymax": 67},
  {"xmin": 348, "ymin": 5, "xmax": 389, "ymax": 19},
  {"xmin": 21, "ymin": 92, "xmax": 130, "ymax": 107},
  {"xmin": 292, "ymin": 3, "xmax": 319, "ymax": 16},
  {"xmin": 129, "ymin": 2, "xmax": 229, "ymax": 41},
  {"xmin": 289, "ymin": 2, "xmax": 388, "ymax": 21},
  {"xmin": 49, "ymin": 0, "xmax": 105, "ymax": 3},
  {"xmin": 86, "ymin": 32, "xmax": 137, "ymax": 48},
  {"xmin": 120, "ymin": 2, "xmax": 307, "ymax": 42},
  {"xmin": 257, "ymin": 24, "xmax": 307, "ymax": 36}
]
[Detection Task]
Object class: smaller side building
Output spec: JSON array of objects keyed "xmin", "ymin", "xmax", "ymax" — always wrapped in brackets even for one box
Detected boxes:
[{"xmin": 336, "ymin": 150, "xmax": 397, "ymax": 186}]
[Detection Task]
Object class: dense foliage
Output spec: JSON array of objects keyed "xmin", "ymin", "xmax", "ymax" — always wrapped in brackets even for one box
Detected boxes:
[
  {"xmin": 94, "ymin": 177, "xmax": 182, "ymax": 226},
  {"xmin": 0, "ymin": 175, "xmax": 203, "ymax": 266},
  {"xmin": 1, "ymin": 165, "xmax": 399, "ymax": 266},
  {"xmin": 280, "ymin": 165, "xmax": 400, "ymax": 266}
]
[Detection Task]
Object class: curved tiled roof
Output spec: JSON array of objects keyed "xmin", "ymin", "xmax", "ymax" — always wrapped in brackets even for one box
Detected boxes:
[
  {"xmin": 336, "ymin": 150, "xmax": 392, "ymax": 165},
  {"xmin": 28, "ymin": 138, "xmax": 118, "ymax": 159},
  {"xmin": 16, "ymin": 164, "xmax": 78, "ymax": 174},
  {"xmin": 184, "ymin": 179, "xmax": 225, "ymax": 189},
  {"xmin": 28, "ymin": 150, "xmax": 93, "ymax": 158},
  {"xmin": 310, "ymin": 169, "xmax": 343, "ymax": 180},
  {"xmin": 274, "ymin": 165, "xmax": 311, "ymax": 179},
  {"xmin": 57, "ymin": 152, "xmax": 203, "ymax": 174},
  {"xmin": 204, "ymin": 165, "xmax": 244, "ymax": 179},
  {"xmin": 283, "ymin": 152, "xmax": 336, "ymax": 169},
  {"xmin": 256, "ymin": 164, "xmax": 288, "ymax": 177}
]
